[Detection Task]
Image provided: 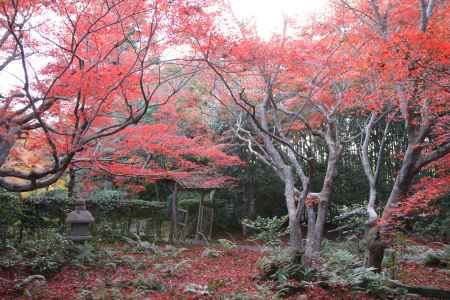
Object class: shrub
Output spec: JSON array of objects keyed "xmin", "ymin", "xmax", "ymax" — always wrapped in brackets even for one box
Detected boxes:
[
  {"xmin": 19, "ymin": 232, "xmax": 76, "ymax": 274},
  {"xmin": 15, "ymin": 275, "xmax": 48, "ymax": 299},
  {"xmin": 123, "ymin": 233, "xmax": 158, "ymax": 253},
  {"xmin": 0, "ymin": 231, "xmax": 117, "ymax": 275},
  {"xmin": 154, "ymin": 259, "xmax": 191, "ymax": 278},
  {"xmin": 423, "ymin": 246, "xmax": 450, "ymax": 268},
  {"xmin": 201, "ymin": 247, "xmax": 223, "ymax": 258},
  {"xmin": 242, "ymin": 215, "xmax": 288, "ymax": 246},
  {"xmin": 217, "ymin": 239, "xmax": 238, "ymax": 250},
  {"xmin": 257, "ymin": 247, "xmax": 316, "ymax": 297},
  {"xmin": 320, "ymin": 240, "xmax": 396, "ymax": 298},
  {"xmin": 184, "ymin": 283, "xmax": 211, "ymax": 296},
  {"xmin": 129, "ymin": 274, "xmax": 165, "ymax": 292}
]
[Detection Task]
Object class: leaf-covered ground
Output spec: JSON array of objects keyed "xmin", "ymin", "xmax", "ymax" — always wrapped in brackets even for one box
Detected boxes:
[{"xmin": 0, "ymin": 243, "xmax": 448, "ymax": 299}]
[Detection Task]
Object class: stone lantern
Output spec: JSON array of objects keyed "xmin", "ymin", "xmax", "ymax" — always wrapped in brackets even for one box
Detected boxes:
[{"xmin": 66, "ymin": 199, "xmax": 95, "ymax": 241}]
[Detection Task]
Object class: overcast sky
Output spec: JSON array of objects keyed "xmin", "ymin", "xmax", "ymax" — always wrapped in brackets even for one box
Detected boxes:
[
  {"xmin": 0, "ymin": 0, "xmax": 329, "ymax": 93},
  {"xmin": 229, "ymin": 0, "xmax": 329, "ymax": 37}
]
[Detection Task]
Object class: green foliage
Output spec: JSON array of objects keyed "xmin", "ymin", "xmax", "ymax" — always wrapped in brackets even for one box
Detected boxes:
[
  {"xmin": 93, "ymin": 223, "xmax": 124, "ymax": 243},
  {"xmin": 128, "ymin": 274, "xmax": 165, "ymax": 292},
  {"xmin": 258, "ymin": 248, "xmax": 315, "ymax": 281},
  {"xmin": 178, "ymin": 198, "xmax": 201, "ymax": 211},
  {"xmin": 257, "ymin": 247, "xmax": 315, "ymax": 298},
  {"xmin": 154, "ymin": 259, "xmax": 191, "ymax": 278},
  {"xmin": 24, "ymin": 188, "xmax": 167, "ymax": 219},
  {"xmin": 160, "ymin": 244, "xmax": 188, "ymax": 257},
  {"xmin": 242, "ymin": 215, "xmax": 288, "ymax": 246},
  {"xmin": 72, "ymin": 242, "xmax": 100, "ymax": 266},
  {"xmin": 0, "ymin": 230, "xmax": 119, "ymax": 275},
  {"xmin": 331, "ymin": 205, "xmax": 366, "ymax": 238},
  {"xmin": 0, "ymin": 231, "xmax": 75, "ymax": 274},
  {"xmin": 15, "ymin": 275, "xmax": 48, "ymax": 299},
  {"xmin": 123, "ymin": 233, "xmax": 158, "ymax": 253},
  {"xmin": 0, "ymin": 189, "xmax": 65, "ymax": 246},
  {"xmin": 322, "ymin": 241, "xmax": 370, "ymax": 285},
  {"xmin": 22, "ymin": 233, "xmax": 75, "ymax": 274},
  {"xmin": 201, "ymin": 247, "xmax": 223, "ymax": 258},
  {"xmin": 321, "ymin": 240, "xmax": 396, "ymax": 298},
  {"xmin": 0, "ymin": 189, "xmax": 21, "ymax": 225},
  {"xmin": 0, "ymin": 187, "xmax": 169, "ymax": 248},
  {"xmin": 217, "ymin": 238, "xmax": 238, "ymax": 250},
  {"xmin": 423, "ymin": 246, "xmax": 450, "ymax": 268},
  {"xmin": 184, "ymin": 283, "xmax": 211, "ymax": 296}
]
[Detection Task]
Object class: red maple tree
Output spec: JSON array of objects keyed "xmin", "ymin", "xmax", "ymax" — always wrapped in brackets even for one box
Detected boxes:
[{"xmin": 0, "ymin": 0, "xmax": 211, "ymax": 191}]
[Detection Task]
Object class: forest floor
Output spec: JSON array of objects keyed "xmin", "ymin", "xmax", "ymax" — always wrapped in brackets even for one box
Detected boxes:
[{"xmin": 0, "ymin": 241, "xmax": 449, "ymax": 299}]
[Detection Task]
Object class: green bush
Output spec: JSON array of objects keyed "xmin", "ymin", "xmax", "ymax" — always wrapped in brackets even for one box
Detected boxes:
[
  {"xmin": 217, "ymin": 239, "xmax": 238, "ymax": 250},
  {"xmin": 242, "ymin": 215, "xmax": 288, "ymax": 246},
  {"xmin": 320, "ymin": 240, "xmax": 396, "ymax": 298},
  {"xmin": 201, "ymin": 247, "xmax": 223, "ymax": 258},
  {"xmin": 0, "ymin": 230, "xmax": 116, "ymax": 275},
  {"xmin": 423, "ymin": 246, "xmax": 450, "ymax": 268},
  {"xmin": 257, "ymin": 247, "xmax": 316, "ymax": 297},
  {"xmin": 0, "ymin": 232, "xmax": 76, "ymax": 274}
]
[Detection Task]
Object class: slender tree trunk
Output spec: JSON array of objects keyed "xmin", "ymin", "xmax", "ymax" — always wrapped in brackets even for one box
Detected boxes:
[
  {"xmin": 248, "ymin": 175, "xmax": 257, "ymax": 219},
  {"xmin": 154, "ymin": 183, "xmax": 160, "ymax": 202},
  {"xmin": 312, "ymin": 193, "xmax": 330, "ymax": 252},
  {"xmin": 208, "ymin": 190, "xmax": 216, "ymax": 239},
  {"xmin": 169, "ymin": 182, "xmax": 178, "ymax": 243},
  {"xmin": 360, "ymin": 113, "xmax": 393, "ymax": 270},
  {"xmin": 284, "ymin": 168, "xmax": 303, "ymax": 249},
  {"xmin": 366, "ymin": 146, "xmax": 419, "ymax": 268},
  {"xmin": 196, "ymin": 192, "xmax": 206, "ymax": 240},
  {"xmin": 304, "ymin": 206, "xmax": 316, "ymax": 266},
  {"xmin": 366, "ymin": 222, "xmax": 385, "ymax": 271},
  {"xmin": 365, "ymin": 141, "xmax": 421, "ymax": 269},
  {"xmin": 68, "ymin": 167, "xmax": 76, "ymax": 200},
  {"xmin": 289, "ymin": 215, "xmax": 303, "ymax": 249},
  {"xmin": 384, "ymin": 143, "xmax": 420, "ymax": 218},
  {"xmin": 304, "ymin": 139, "xmax": 342, "ymax": 265}
]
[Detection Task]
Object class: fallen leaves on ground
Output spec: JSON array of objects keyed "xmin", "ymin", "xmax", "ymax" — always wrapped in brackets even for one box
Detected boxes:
[{"xmin": 0, "ymin": 243, "xmax": 449, "ymax": 299}]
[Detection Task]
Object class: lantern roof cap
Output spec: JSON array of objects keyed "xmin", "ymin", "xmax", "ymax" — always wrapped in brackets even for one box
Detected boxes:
[{"xmin": 66, "ymin": 209, "xmax": 94, "ymax": 224}]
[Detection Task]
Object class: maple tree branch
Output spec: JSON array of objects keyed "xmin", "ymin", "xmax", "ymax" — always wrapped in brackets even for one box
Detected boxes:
[
  {"xmin": 414, "ymin": 141, "xmax": 450, "ymax": 172},
  {"xmin": 419, "ymin": 0, "xmax": 436, "ymax": 32}
]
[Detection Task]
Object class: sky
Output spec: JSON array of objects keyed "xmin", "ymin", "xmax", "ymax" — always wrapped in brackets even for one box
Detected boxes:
[
  {"xmin": 229, "ymin": 0, "xmax": 329, "ymax": 37},
  {"xmin": 0, "ymin": 0, "xmax": 330, "ymax": 92}
]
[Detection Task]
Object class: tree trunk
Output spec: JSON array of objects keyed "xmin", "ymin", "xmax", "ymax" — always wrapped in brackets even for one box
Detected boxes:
[
  {"xmin": 312, "ymin": 195, "xmax": 329, "ymax": 252},
  {"xmin": 366, "ymin": 222, "xmax": 386, "ymax": 272},
  {"xmin": 284, "ymin": 168, "xmax": 303, "ymax": 249},
  {"xmin": 383, "ymin": 143, "xmax": 420, "ymax": 219},
  {"xmin": 169, "ymin": 182, "xmax": 178, "ymax": 243},
  {"xmin": 154, "ymin": 183, "xmax": 160, "ymax": 202},
  {"xmin": 304, "ymin": 136, "xmax": 342, "ymax": 265},
  {"xmin": 247, "ymin": 176, "xmax": 257, "ymax": 219},
  {"xmin": 365, "ymin": 144, "xmax": 420, "ymax": 269},
  {"xmin": 68, "ymin": 167, "xmax": 76, "ymax": 200},
  {"xmin": 304, "ymin": 206, "xmax": 316, "ymax": 266},
  {"xmin": 289, "ymin": 214, "xmax": 303, "ymax": 249},
  {"xmin": 196, "ymin": 192, "xmax": 206, "ymax": 240},
  {"xmin": 208, "ymin": 190, "xmax": 216, "ymax": 239}
]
